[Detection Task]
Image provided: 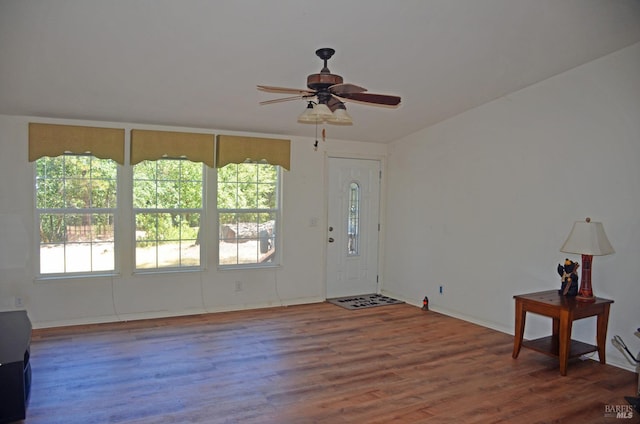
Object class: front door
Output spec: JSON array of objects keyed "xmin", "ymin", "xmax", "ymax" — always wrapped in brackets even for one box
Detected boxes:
[{"xmin": 326, "ymin": 157, "xmax": 381, "ymax": 298}]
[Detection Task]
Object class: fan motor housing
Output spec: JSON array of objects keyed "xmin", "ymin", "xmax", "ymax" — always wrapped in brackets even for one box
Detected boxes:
[{"xmin": 307, "ymin": 73, "xmax": 343, "ymax": 91}]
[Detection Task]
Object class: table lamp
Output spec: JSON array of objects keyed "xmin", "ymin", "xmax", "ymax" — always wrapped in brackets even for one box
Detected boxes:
[{"xmin": 560, "ymin": 217, "xmax": 614, "ymax": 302}]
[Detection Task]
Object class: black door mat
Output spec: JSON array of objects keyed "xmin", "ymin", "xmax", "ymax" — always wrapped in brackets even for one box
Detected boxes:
[{"xmin": 327, "ymin": 294, "xmax": 404, "ymax": 310}]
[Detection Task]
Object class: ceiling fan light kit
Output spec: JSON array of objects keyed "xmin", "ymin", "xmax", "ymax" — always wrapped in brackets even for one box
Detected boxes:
[
  {"xmin": 258, "ymin": 48, "xmax": 400, "ymax": 129},
  {"xmin": 327, "ymin": 106, "xmax": 353, "ymax": 125},
  {"xmin": 297, "ymin": 101, "xmax": 348, "ymax": 125}
]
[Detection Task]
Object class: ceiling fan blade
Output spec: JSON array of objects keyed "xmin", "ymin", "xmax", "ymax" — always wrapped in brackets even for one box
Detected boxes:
[
  {"xmin": 338, "ymin": 92, "xmax": 401, "ymax": 106},
  {"xmin": 257, "ymin": 85, "xmax": 315, "ymax": 95},
  {"xmin": 329, "ymin": 83, "xmax": 367, "ymax": 95},
  {"xmin": 259, "ymin": 95, "xmax": 306, "ymax": 105}
]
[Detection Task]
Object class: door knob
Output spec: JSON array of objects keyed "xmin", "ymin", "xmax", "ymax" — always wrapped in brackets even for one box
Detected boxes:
[{"xmin": 328, "ymin": 237, "xmax": 335, "ymax": 243}]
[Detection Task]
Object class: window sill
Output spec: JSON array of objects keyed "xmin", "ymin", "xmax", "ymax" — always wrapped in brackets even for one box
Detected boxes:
[
  {"xmin": 35, "ymin": 272, "xmax": 121, "ymax": 282},
  {"xmin": 218, "ymin": 263, "xmax": 280, "ymax": 272}
]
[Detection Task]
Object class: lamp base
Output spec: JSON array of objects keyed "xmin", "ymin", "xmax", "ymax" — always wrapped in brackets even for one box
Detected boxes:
[
  {"xmin": 576, "ymin": 293, "xmax": 596, "ymax": 303},
  {"xmin": 576, "ymin": 254, "xmax": 596, "ymax": 302}
]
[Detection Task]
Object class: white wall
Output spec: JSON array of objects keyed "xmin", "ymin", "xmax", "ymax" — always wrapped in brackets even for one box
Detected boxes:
[
  {"xmin": 384, "ymin": 42, "xmax": 640, "ymax": 371},
  {"xmin": 0, "ymin": 115, "xmax": 385, "ymax": 327}
]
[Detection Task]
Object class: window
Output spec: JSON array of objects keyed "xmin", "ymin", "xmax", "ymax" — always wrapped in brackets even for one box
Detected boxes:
[
  {"xmin": 133, "ymin": 159, "xmax": 203, "ymax": 270},
  {"xmin": 217, "ymin": 163, "xmax": 280, "ymax": 266},
  {"xmin": 348, "ymin": 182, "xmax": 360, "ymax": 256},
  {"xmin": 36, "ymin": 154, "xmax": 117, "ymax": 275},
  {"xmin": 32, "ymin": 126, "xmax": 288, "ymax": 275}
]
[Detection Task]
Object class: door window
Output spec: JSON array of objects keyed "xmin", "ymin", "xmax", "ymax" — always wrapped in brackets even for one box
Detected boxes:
[{"xmin": 347, "ymin": 182, "xmax": 360, "ymax": 256}]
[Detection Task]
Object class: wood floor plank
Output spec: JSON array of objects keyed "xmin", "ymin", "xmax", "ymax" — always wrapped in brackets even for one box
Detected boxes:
[{"xmin": 25, "ymin": 303, "xmax": 637, "ymax": 423}]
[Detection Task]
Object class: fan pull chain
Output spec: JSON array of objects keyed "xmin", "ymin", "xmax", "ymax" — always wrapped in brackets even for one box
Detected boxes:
[
  {"xmin": 313, "ymin": 121, "xmax": 319, "ymax": 151},
  {"xmin": 313, "ymin": 124, "xmax": 328, "ymax": 152}
]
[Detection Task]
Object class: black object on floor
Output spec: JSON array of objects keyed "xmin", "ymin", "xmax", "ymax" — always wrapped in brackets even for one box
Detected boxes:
[
  {"xmin": 625, "ymin": 396, "xmax": 640, "ymax": 413},
  {"xmin": 327, "ymin": 294, "xmax": 404, "ymax": 310}
]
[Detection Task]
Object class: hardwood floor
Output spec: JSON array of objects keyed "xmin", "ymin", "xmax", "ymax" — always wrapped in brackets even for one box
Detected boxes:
[{"xmin": 26, "ymin": 303, "xmax": 636, "ymax": 423}]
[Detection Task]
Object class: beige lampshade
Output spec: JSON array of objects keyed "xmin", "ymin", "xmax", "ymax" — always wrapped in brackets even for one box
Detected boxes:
[
  {"xmin": 297, "ymin": 102, "xmax": 320, "ymax": 123},
  {"xmin": 560, "ymin": 218, "xmax": 614, "ymax": 256},
  {"xmin": 327, "ymin": 105, "xmax": 353, "ymax": 125},
  {"xmin": 312, "ymin": 103, "xmax": 334, "ymax": 119}
]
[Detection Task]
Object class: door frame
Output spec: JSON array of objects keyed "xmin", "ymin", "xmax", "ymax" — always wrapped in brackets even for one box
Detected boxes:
[{"xmin": 323, "ymin": 153, "xmax": 387, "ymax": 299}]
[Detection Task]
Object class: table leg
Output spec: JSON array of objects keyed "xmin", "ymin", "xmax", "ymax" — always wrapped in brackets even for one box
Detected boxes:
[
  {"xmin": 558, "ymin": 309, "xmax": 572, "ymax": 376},
  {"xmin": 512, "ymin": 300, "xmax": 525, "ymax": 359},
  {"xmin": 596, "ymin": 304, "xmax": 611, "ymax": 364}
]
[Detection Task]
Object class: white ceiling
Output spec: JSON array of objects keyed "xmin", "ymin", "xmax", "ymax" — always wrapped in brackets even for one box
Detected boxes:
[{"xmin": 1, "ymin": 1, "xmax": 639, "ymax": 143}]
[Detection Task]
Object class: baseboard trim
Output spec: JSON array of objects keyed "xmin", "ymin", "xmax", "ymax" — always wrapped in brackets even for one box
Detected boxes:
[{"xmin": 32, "ymin": 296, "xmax": 325, "ymax": 329}]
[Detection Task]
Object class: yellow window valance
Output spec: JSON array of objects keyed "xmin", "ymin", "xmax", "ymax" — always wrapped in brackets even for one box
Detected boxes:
[
  {"xmin": 216, "ymin": 135, "xmax": 290, "ymax": 170},
  {"xmin": 130, "ymin": 129, "xmax": 215, "ymax": 167},
  {"xmin": 29, "ymin": 123, "xmax": 125, "ymax": 164}
]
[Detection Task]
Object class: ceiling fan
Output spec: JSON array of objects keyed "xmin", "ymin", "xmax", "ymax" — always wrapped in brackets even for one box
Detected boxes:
[{"xmin": 257, "ymin": 48, "xmax": 401, "ymax": 125}]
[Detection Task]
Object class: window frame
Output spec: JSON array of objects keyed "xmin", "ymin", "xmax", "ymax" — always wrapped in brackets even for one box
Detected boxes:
[
  {"xmin": 34, "ymin": 153, "xmax": 120, "ymax": 278},
  {"xmin": 216, "ymin": 163, "xmax": 282, "ymax": 269},
  {"xmin": 132, "ymin": 158, "xmax": 206, "ymax": 273}
]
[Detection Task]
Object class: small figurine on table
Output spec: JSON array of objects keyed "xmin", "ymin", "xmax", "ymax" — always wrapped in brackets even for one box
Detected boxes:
[{"xmin": 557, "ymin": 258, "xmax": 579, "ymax": 296}]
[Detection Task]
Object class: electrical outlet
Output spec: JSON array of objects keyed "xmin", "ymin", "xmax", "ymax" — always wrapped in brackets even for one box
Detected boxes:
[
  {"xmin": 234, "ymin": 281, "xmax": 243, "ymax": 292},
  {"xmin": 439, "ymin": 285, "xmax": 444, "ymax": 295},
  {"xmin": 14, "ymin": 297, "xmax": 24, "ymax": 307}
]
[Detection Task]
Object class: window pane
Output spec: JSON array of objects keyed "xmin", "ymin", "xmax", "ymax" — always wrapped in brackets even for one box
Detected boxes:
[
  {"xmin": 36, "ymin": 157, "xmax": 64, "ymax": 180},
  {"xmin": 258, "ymin": 212, "xmax": 276, "ymax": 263},
  {"xmin": 238, "ymin": 164, "xmax": 258, "ymax": 182},
  {"xmin": 91, "ymin": 213, "xmax": 114, "ymax": 271},
  {"xmin": 156, "ymin": 181, "xmax": 179, "ymax": 209},
  {"xmin": 157, "ymin": 241, "xmax": 177, "ymax": 267},
  {"xmin": 92, "ymin": 242, "xmax": 114, "ymax": 272},
  {"xmin": 180, "ymin": 240, "xmax": 200, "ymax": 267},
  {"xmin": 92, "ymin": 213, "xmax": 114, "ymax": 242},
  {"xmin": 66, "ymin": 213, "xmax": 90, "ymax": 242},
  {"xmin": 217, "ymin": 183, "xmax": 238, "ymax": 209},
  {"xmin": 244, "ymin": 183, "xmax": 258, "ymax": 208},
  {"xmin": 36, "ymin": 158, "xmax": 65, "ymax": 209},
  {"xmin": 258, "ymin": 182, "xmax": 277, "ymax": 209},
  {"xmin": 133, "ymin": 161, "xmax": 157, "ymax": 180},
  {"xmin": 40, "ymin": 244, "xmax": 64, "ymax": 274},
  {"xmin": 219, "ymin": 213, "xmax": 238, "ymax": 243},
  {"xmin": 64, "ymin": 155, "xmax": 90, "ymax": 178},
  {"xmin": 180, "ymin": 161, "xmax": 202, "ymax": 181},
  {"xmin": 156, "ymin": 160, "xmax": 180, "ymax": 180},
  {"xmin": 217, "ymin": 164, "xmax": 237, "ymax": 184},
  {"xmin": 91, "ymin": 159, "xmax": 117, "ymax": 180},
  {"xmin": 136, "ymin": 241, "xmax": 157, "ymax": 269},
  {"xmin": 133, "ymin": 179, "xmax": 156, "ymax": 208},
  {"xmin": 180, "ymin": 182, "xmax": 202, "ymax": 209},
  {"xmin": 40, "ymin": 214, "xmax": 66, "ymax": 244},
  {"xmin": 156, "ymin": 213, "xmax": 174, "ymax": 241},
  {"xmin": 91, "ymin": 178, "xmax": 116, "ymax": 208},
  {"xmin": 258, "ymin": 164, "xmax": 277, "ymax": 183},
  {"xmin": 35, "ymin": 180, "xmax": 53, "ymax": 209},
  {"xmin": 348, "ymin": 182, "xmax": 360, "ymax": 256},
  {"xmin": 65, "ymin": 178, "xmax": 90, "ymax": 208},
  {"xmin": 65, "ymin": 242, "xmax": 92, "ymax": 273},
  {"xmin": 220, "ymin": 212, "xmax": 265, "ymax": 265}
]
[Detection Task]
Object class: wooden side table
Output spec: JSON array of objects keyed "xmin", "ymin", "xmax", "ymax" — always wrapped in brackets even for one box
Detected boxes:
[{"xmin": 512, "ymin": 290, "xmax": 613, "ymax": 376}]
